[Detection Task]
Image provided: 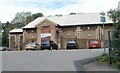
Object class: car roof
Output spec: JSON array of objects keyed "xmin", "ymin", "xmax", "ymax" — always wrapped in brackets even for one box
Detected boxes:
[{"xmin": 67, "ymin": 41, "xmax": 76, "ymax": 43}]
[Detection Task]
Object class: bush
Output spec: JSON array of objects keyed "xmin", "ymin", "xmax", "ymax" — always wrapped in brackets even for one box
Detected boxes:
[
  {"xmin": 99, "ymin": 53, "xmax": 108, "ymax": 62},
  {"xmin": 116, "ymin": 62, "xmax": 120, "ymax": 68}
]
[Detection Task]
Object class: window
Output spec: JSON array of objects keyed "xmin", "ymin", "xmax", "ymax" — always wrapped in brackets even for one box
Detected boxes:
[
  {"xmin": 10, "ymin": 35, "xmax": 16, "ymax": 48},
  {"xmin": 96, "ymin": 26, "xmax": 103, "ymax": 39},
  {"xmin": 23, "ymin": 32, "xmax": 28, "ymax": 42},
  {"xmin": 76, "ymin": 27, "xmax": 82, "ymax": 38},
  {"xmin": 19, "ymin": 35, "xmax": 23, "ymax": 43}
]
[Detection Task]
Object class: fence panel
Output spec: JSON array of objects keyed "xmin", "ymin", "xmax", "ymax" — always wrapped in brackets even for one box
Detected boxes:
[{"xmin": 108, "ymin": 30, "xmax": 120, "ymax": 67}]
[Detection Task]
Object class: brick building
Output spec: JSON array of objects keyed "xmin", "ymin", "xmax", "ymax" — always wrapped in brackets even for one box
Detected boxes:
[{"xmin": 9, "ymin": 13, "xmax": 113, "ymax": 50}]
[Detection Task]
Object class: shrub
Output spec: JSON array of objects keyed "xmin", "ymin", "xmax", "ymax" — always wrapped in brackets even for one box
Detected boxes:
[{"xmin": 99, "ymin": 53, "xmax": 108, "ymax": 62}]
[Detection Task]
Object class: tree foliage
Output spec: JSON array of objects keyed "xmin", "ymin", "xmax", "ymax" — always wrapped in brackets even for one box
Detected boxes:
[
  {"xmin": 26, "ymin": 13, "xmax": 44, "ymax": 24},
  {"xmin": 108, "ymin": 9, "xmax": 120, "ymax": 29},
  {"xmin": 2, "ymin": 21, "xmax": 13, "ymax": 47},
  {"xmin": 11, "ymin": 12, "xmax": 44, "ymax": 28},
  {"xmin": 108, "ymin": 9, "xmax": 120, "ymax": 65},
  {"xmin": 11, "ymin": 12, "xmax": 32, "ymax": 27},
  {"xmin": 2, "ymin": 12, "xmax": 44, "ymax": 47},
  {"xmin": 0, "ymin": 21, "xmax": 2, "ymax": 46},
  {"xmin": 32, "ymin": 13, "xmax": 44, "ymax": 19}
]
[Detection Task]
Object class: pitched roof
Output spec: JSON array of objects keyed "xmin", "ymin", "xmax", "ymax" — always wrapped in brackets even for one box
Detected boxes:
[
  {"xmin": 9, "ymin": 29, "xmax": 23, "ymax": 33},
  {"xmin": 23, "ymin": 13, "xmax": 113, "ymax": 28},
  {"xmin": 23, "ymin": 17, "xmax": 46, "ymax": 29}
]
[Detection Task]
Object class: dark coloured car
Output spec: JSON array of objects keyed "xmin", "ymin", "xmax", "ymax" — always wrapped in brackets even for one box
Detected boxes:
[
  {"xmin": 0, "ymin": 46, "xmax": 8, "ymax": 51},
  {"xmin": 41, "ymin": 41, "xmax": 58, "ymax": 50},
  {"xmin": 66, "ymin": 40, "xmax": 79, "ymax": 49}
]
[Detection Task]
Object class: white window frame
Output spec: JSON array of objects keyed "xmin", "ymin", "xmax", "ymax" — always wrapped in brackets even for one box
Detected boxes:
[{"xmin": 76, "ymin": 26, "xmax": 82, "ymax": 38}]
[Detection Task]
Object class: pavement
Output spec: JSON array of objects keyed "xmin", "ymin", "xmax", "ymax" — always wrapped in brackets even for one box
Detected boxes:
[
  {"xmin": 1, "ymin": 49, "xmax": 104, "ymax": 71},
  {"xmin": 83, "ymin": 60, "xmax": 119, "ymax": 71}
]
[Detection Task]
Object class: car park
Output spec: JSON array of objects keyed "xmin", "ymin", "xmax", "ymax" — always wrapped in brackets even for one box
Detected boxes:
[
  {"xmin": 66, "ymin": 40, "xmax": 79, "ymax": 49},
  {"xmin": 41, "ymin": 41, "xmax": 58, "ymax": 50},
  {"xmin": 25, "ymin": 42, "xmax": 40, "ymax": 51}
]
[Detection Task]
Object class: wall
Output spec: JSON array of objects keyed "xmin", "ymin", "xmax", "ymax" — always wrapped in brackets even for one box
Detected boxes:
[
  {"xmin": 9, "ymin": 23, "xmax": 113, "ymax": 50},
  {"xmin": 9, "ymin": 33, "xmax": 23, "ymax": 50},
  {"xmin": 60, "ymin": 24, "xmax": 112, "ymax": 49},
  {"xmin": 37, "ymin": 19, "xmax": 59, "ymax": 46}
]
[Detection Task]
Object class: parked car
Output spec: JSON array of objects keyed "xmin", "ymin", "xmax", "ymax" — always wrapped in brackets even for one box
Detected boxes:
[
  {"xmin": 41, "ymin": 41, "xmax": 58, "ymax": 50},
  {"xmin": 25, "ymin": 42, "xmax": 40, "ymax": 51},
  {"xmin": 0, "ymin": 46, "xmax": 8, "ymax": 51},
  {"xmin": 89, "ymin": 40, "xmax": 100, "ymax": 49},
  {"xmin": 66, "ymin": 40, "xmax": 79, "ymax": 49}
]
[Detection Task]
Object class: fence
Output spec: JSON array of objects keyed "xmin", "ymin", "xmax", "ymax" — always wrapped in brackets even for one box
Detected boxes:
[{"xmin": 108, "ymin": 30, "xmax": 120, "ymax": 67}]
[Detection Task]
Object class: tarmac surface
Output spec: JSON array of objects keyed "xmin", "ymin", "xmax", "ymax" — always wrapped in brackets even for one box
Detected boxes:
[{"xmin": 0, "ymin": 49, "xmax": 112, "ymax": 72}]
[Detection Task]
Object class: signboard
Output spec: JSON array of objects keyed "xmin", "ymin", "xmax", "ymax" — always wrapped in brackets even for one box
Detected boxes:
[
  {"xmin": 41, "ymin": 33, "xmax": 51, "ymax": 41},
  {"xmin": 100, "ymin": 16, "xmax": 106, "ymax": 22}
]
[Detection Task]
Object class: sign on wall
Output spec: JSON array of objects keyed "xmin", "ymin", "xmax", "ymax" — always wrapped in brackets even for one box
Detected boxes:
[{"xmin": 41, "ymin": 33, "xmax": 51, "ymax": 41}]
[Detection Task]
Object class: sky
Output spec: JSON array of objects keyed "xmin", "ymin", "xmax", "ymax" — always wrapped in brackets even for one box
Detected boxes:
[{"xmin": 0, "ymin": 0, "xmax": 120, "ymax": 23}]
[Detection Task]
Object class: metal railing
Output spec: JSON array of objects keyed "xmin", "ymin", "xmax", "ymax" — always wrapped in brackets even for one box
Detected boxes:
[{"xmin": 108, "ymin": 30, "xmax": 120, "ymax": 66}]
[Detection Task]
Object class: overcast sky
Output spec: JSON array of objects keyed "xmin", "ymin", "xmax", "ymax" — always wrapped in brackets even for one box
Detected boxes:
[{"xmin": 0, "ymin": 0, "xmax": 119, "ymax": 23}]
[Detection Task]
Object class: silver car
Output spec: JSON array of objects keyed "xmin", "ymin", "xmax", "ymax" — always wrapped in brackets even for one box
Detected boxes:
[{"xmin": 25, "ymin": 43, "xmax": 40, "ymax": 51}]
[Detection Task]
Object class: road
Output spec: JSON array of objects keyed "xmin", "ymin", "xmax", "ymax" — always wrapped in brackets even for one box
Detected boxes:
[{"xmin": 1, "ymin": 49, "xmax": 104, "ymax": 71}]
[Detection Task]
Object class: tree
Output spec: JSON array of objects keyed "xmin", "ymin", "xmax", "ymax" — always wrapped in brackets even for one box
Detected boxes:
[
  {"xmin": 2, "ymin": 21, "xmax": 12, "ymax": 47},
  {"xmin": 11, "ymin": 12, "xmax": 44, "ymax": 28},
  {"xmin": 108, "ymin": 9, "xmax": 120, "ymax": 30},
  {"xmin": 2, "ymin": 12, "xmax": 44, "ymax": 47},
  {"xmin": 11, "ymin": 12, "xmax": 32, "ymax": 28},
  {"xmin": 26, "ymin": 13, "xmax": 44, "ymax": 24},
  {"xmin": 0, "ymin": 21, "xmax": 2, "ymax": 46},
  {"xmin": 32, "ymin": 13, "xmax": 44, "ymax": 19},
  {"xmin": 108, "ymin": 10, "xmax": 120, "ymax": 66},
  {"xmin": 108, "ymin": 10, "xmax": 120, "ymax": 46}
]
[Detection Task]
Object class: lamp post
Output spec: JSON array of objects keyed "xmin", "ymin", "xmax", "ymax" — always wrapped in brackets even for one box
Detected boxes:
[{"xmin": 100, "ymin": 12, "xmax": 106, "ymax": 53}]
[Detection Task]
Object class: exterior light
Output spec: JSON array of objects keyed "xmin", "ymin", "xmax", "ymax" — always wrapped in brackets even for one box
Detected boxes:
[
  {"xmin": 68, "ymin": 33, "xmax": 71, "ymax": 36},
  {"xmin": 88, "ymin": 34, "xmax": 90, "ymax": 37},
  {"xmin": 88, "ymin": 27, "xmax": 90, "ymax": 30}
]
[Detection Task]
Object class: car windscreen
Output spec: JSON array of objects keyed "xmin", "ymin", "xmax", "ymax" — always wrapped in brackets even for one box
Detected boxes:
[
  {"xmin": 90, "ymin": 41, "xmax": 98, "ymax": 44},
  {"xmin": 27, "ymin": 43, "xmax": 35, "ymax": 46},
  {"xmin": 41, "ymin": 41, "xmax": 49, "ymax": 45}
]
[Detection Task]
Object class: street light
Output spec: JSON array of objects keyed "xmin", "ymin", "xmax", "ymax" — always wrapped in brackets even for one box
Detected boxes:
[{"xmin": 100, "ymin": 12, "xmax": 106, "ymax": 53}]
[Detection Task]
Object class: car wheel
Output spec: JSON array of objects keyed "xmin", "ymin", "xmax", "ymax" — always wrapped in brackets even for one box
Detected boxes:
[{"xmin": 41, "ymin": 48, "xmax": 44, "ymax": 50}]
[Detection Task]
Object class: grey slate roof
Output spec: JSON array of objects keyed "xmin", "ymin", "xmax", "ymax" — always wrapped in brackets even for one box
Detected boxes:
[{"xmin": 23, "ymin": 13, "xmax": 112, "ymax": 29}]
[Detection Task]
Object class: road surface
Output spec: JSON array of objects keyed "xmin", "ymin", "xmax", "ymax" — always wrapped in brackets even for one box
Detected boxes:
[{"xmin": 1, "ymin": 49, "xmax": 104, "ymax": 71}]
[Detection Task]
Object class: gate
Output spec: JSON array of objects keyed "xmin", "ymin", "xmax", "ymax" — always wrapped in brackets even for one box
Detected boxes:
[{"xmin": 108, "ymin": 30, "xmax": 120, "ymax": 67}]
